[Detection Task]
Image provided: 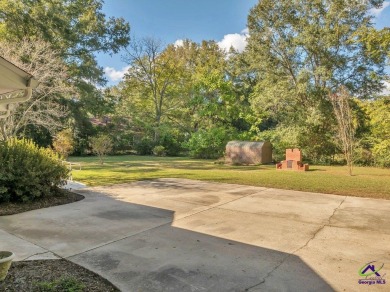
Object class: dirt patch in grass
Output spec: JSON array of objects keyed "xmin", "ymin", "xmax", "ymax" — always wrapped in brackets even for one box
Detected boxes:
[
  {"xmin": 0, "ymin": 190, "xmax": 84, "ymax": 216},
  {"xmin": 0, "ymin": 259, "xmax": 119, "ymax": 292}
]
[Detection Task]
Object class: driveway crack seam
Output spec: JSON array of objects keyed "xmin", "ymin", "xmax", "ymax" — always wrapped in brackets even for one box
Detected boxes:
[
  {"xmin": 21, "ymin": 251, "xmax": 60, "ymax": 261},
  {"xmin": 172, "ymin": 188, "xmax": 271, "ymax": 223},
  {"xmin": 245, "ymin": 196, "xmax": 347, "ymax": 291},
  {"xmin": 294, "ymin": 195, "xmax": 347, "ymax": 253},
  {"xmin": 66, "ymin": 220, "xmax": 172, "ymax": 259},
  {"xmin": 244, "ymin": 253, "xmax": 290, "ymax": 291},
  {"xmin": 1, "ymin": 229, "xmax": 63, "ymax": 260}
]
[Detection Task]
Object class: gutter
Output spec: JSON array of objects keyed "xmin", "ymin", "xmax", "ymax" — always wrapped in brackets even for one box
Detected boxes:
[
  {"xmin": 0, "ymin": 78, "xmax": 33, "ymax": 106},
  {"xmin": 0, "ymin": 78, "xmax": 34, "ymax": 118}
]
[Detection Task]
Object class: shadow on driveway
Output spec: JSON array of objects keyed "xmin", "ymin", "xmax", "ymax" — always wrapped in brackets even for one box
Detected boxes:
[{"xmin": 0, "ymin": 181, "xmax": 333, "ymax": 291}]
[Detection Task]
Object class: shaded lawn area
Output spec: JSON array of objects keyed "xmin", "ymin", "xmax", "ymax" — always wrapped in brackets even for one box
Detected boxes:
[{"xmin": 68, "ymin": 155, "xmax": 390, "ymax": 199}]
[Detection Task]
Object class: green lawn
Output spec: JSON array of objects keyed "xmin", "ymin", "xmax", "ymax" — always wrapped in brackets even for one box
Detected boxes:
[{"xmin": 68, "ymin": 155, "xmax": 390, "ymax": 199}]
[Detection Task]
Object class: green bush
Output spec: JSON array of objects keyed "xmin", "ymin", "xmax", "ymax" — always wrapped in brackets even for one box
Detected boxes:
[
  {"xmin": 372, "ymin": 140, "xmax": 390, "ymax": 167},
  {"xmin": 158, "ymin": 132, "xmax": 183, "ymax": 156},
  {"xmin": 184, "ymin": 127, "xmax": 236, "ymax": 159},
  {"xmin": 364, "ymin": 97, "xmax": 390, "ymax": 167},
  {"xmin": 153, "ymin": 145, "xmax": 166, "ymax": 156},
  {"xmin": 134, "ymin": 138, "xmax": 154, "ymax": 155},
  {"xmin": 0, "ymin": 138, "xmax": 69, "ymax": 203}
]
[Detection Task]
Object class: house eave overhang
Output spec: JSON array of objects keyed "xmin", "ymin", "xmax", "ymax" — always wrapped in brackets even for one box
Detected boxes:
[{"xmin": 0, "ymin": 56, "xmax": 39, "ymax": 118}]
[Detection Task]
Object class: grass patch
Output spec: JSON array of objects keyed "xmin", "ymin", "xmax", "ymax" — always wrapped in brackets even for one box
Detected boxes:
[
  {"xmin": 68, "ymin": 155, "xmax": 390, "ymax": 199},
  {"xmin": 35, "ymin": 277, "xmax": 85, "ymax": 292}
]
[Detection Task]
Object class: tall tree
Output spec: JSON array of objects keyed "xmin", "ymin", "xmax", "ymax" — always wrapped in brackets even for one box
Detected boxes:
[
  {"xmin": 118, "ymin": 39, "xmax": 248, "ymax": 143},
  {"xmin": 247, "ymin": 0, "xmax": 385, "ymax": 102},
  {"xmin": 246, "ymin": 0, "xmax": 386, "ymax": 161},
  {"xmin": 170, "ymin": 40, "xmax": 241, "ymax": 133},
  {"xmin": 0, "ymin": 0, "xmax": 130, "ymax": 114},
  {"xmin": 122, "ymin": 38, "xmax": 183, "ymax": 141}
]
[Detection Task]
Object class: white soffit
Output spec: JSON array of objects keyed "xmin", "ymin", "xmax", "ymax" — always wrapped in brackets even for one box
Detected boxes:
[{"xmin": 0, "ymin": 56, "xmax": 38, "ymax": 95}]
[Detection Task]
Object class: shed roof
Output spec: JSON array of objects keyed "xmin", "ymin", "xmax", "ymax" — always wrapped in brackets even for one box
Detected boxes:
[{"xmin": 226, "ymin": 141, "xmax": 269, "ymax": 148}]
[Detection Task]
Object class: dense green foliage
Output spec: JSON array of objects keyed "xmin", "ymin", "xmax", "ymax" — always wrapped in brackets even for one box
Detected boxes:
[
  {"xmin": 0, "ymin": 0, "xmax": 130, "ymax": 87},
  {"xmin": 1, "ymin": 0, "xmax": 388, "ymax": 168},
  {"xmin": 245, "ymin": 0, "xmax": 386, "ymax": 163},
  {"xmin": 134, "ymin": 138, "xmax": 154, "ymax": 155},
  {"xmin": 103, "ymin": 1, "xmax": 388, "ymax": 165},
  {"xmin": 0, "ymin": 0, "xmax": 130, "ymax": 143},
  {"xmin": 153, "ymin": 145, "xmax": 167, "ymax": 157},
  {"xmin": 0, "ymin": 139, "xmax": 69, "ymax": 203},
  {"xmin": 184, "ymin": 127, "xmax": 237, "ymax": 159},
  {"xmin": 362, "ymin": 97, "xmax": 390, "ymax": 166}
]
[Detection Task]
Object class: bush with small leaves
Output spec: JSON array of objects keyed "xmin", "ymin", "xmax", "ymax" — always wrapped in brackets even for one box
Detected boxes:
[
  {"xmin": 184, "ymin": 127, "xmax": 237, "ymax": 159},
  {"xmin": 134, "ymin": 138, "xmax": 154, "ymax": 155},
  {"xmin": 158, "ymin": 132, "xmax": 183, "ymax": 156},
  {"xmin": 153, "ymin": 145, "xmax": 166, "ymax": 156},
  {"xmin": 0, "ymin": 138, "xmax": 69, "ymax": 203}
]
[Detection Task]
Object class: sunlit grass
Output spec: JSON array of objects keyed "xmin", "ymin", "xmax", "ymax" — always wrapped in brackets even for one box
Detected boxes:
[{"xmin": 68, "ymin": 155, "xmax": 390, "ymax": 199}]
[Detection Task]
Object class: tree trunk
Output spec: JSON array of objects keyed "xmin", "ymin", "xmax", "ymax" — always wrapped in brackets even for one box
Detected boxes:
[{"xmin": 154, "ymin": 114, "xmax": 161, "ymax": 142}]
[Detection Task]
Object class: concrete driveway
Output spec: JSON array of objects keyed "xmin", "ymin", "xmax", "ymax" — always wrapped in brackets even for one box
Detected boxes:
[{"xmin": 1, "ymin": 178, "xmax": 389, "ymax": 291}]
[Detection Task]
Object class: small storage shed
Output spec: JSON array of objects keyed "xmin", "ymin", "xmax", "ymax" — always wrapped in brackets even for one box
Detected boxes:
[{"xmin": 225, "ymin": 141, "xmax": 272, "ymax": 165}]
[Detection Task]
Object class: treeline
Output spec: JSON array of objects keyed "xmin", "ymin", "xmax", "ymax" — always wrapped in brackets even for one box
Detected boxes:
[
  {"xmin": 0, "ymin": 1, "xmax": 390, "ymax": 166},
  {"xmin": 102, "ymin": 1, "xmax": 390, "ymax": 166}
]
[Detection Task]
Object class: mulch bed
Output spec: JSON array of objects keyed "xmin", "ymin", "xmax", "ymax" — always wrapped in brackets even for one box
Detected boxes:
[
  {"xmin": 0, "ymin": 190, "xmax": 84, "ymax": 216},
  {"xmin": 0, "ymin": 259, "xmax": 119, "ymax": 291}
]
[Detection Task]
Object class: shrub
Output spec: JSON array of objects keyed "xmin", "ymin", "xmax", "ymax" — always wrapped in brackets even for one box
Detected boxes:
[
  {"xmin": 0, "ymin": 138, "xmax": 69, "ymax": 203},
  {"xmin": 153, "ymin": 145, "xmax": 166, "ymax": 156},
  {"xmin": 372, "ymin": 140, "xmax": 390, "ymax": 167},
  {"xmin": 111, "ymin": 132, "xmax": 133, "ymax": 154},
  {"xmin": 184, "ymin": 127, "xmax": 236, "ymax": 159},
  {"xmin": 159, "ymin": 132, "xmax": 183, "ymax": 156},
  {"xmin": 90, "ymin": 134, "xmax": 113, "ymax": 164},
  {"xmin": 134, "ymin": 137, "xmax": 154, "ymax": 155},
  {"xmin": 364, "ymin": 97, "xmax": 390, "ymax": 167}
]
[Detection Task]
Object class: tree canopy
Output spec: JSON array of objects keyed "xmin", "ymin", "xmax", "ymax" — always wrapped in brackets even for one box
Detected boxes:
[
  {"xmin": 1, "ymin": 0, "xmax": 389, "ymax": 167},
  {"xmin": 0, "ymin": 0, "xmax": 130, "ymax": 85},
  {"xmin": 0, "ymin": 0, "xmax": 130, "ymax": 145}
]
